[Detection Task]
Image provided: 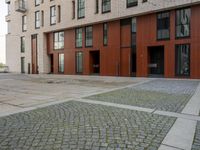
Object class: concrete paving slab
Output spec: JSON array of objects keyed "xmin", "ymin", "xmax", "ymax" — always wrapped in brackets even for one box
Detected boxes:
[
  {"xmin": 182, "ymin": 83, "xmax": 200, "ymax": 116},
  {"xmin": 0, "ymin": 103, "xmax": 23, "ymax": 114},
  {"xmin": 159, "ymin": 144, "xmax": 183, "ymax": 150},
  {"xmin": 160, "ymin": 118, "xmax": 196, "ymax": 150}
]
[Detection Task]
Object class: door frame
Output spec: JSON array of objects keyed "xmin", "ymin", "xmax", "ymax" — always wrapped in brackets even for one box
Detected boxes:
[
  {"xmin": 31, "ymin": 34, "xmax": 38, "ymax": 74},
  {"xmin": 148, "ymin": 46, "xmax": 165, "ymax": 77}
]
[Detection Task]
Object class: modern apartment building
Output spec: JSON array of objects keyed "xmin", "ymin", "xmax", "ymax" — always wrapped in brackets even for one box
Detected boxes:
[{"xmin": 5, "ymin": 0, "xmax": 200, "ymax": 78}]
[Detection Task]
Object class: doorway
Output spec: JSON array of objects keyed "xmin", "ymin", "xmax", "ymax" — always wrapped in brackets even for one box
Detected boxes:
[
  {"xmin": 90, "ymin": 51, "xmax": 100, "ymax": 75},
  {"xmin": 148, "ymin": 46, "xmax": 164, "ymax": 76},
  {"xmin": 31, "ymin": 34, "xmax": 38, "ymax": 74}
]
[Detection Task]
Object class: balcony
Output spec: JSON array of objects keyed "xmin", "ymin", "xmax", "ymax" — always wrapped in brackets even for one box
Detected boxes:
[{"xmin": 15, "ymin": 0, "xmax": 27, "ymax": 13}]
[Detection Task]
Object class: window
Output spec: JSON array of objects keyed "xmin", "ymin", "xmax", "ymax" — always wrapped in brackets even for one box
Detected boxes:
[
  {"xmin": 35, "ymin": 0, "xmax": 40, "ymax": 6},
  {"xmin": 58, "ymin": 5, "xmax": 61, "ymax": 23},
  {"xmin": 58, "ymin": 53, "xmax": 64, "ymax": 73},
  {"xmin": 102, "ymin": 0, "xmax": 111, "ymax": 13},
  {"xmin": 157, "ymin": 12, "xmax": 170, "ymax": 40},
  {"xmin": 103, "ymin": 23, "xmax": 108, "ymax": 46},
  {"xmin": 131, "ymin": 18, "xmax": 137, "ymax": 46},
  {"xmin": 21, "ymin": 57, "xmax": 25, "ymax": 73},
  {"xmin": 95, "ymin": 0, "xmax": 99, "ymax": 14},
  {"xmin": 19, "ymin": 0, "xmax": 26, "ymax": 10},
  {"xmin": 76, "ymin": 52, "xmax": 83, "ymax": 74},
  {"xmin": 75, "ymin": 28, "xmax": 83, "ymax": 48},
  {"xmin": 7, "ymin": 2, "xmax": 11, "ymax": 15},
  {"xmin": 22, "ymin": 15, "xmax": 27, "ymax": 32},
  {"xmin": 77, "ymin": 0, "xmax": 85, "ymax": 19},
  {"xmin": 72, "ymin": 0, "xmax": 75, "ymax": 19},
  {"xmin": 127, "ymin": 0, "xmax": 138, "ymax": 7},
  {"xmin": 35, "ymin": 11, "xmax": 40, "ymax": 29},
  {"xmin": 176, "ymin": 8, "xmax": 191, "ymax": 38},
  {"xmin": 85, "ymin": 26, "xmax": 93, "ymax": 47},
  {"xmin": 21, "ymin": 36, "xmax": 25, "ymax": 53},
  {"xmin": 50, "ymin": 6, "xmax": 56, "ymax": 25},
  {"xmin": 41, "ymin": 10, "xmax": 44, "ymax": 27},
  {"xmin": 54, "ymin": 31, "xmax": 64, "ymax": 50},
  {"xmin": 175, "ymin": 44, "xmax": 190, "ymax": 76}
]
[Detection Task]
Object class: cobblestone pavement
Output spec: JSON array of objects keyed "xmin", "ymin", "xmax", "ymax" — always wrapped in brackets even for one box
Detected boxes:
[
  {"xmin": 0, "ymin": 101, "xmax": 176, "ymax": 150},
  {"xmin": 86, "ymin": 80, "xmax": 199, "ymax": 113},
  {"xmin": 192, "ymin": 121, "xmax": 200, "ymax": 150}
]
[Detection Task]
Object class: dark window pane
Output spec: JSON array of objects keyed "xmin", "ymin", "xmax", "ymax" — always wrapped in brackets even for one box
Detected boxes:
[
  {"xmin": 102, "ymin": 0, "xmax": 111, "ymax": 13},
  {"xmin": 157, "ymin": 12, "xmax": 170, "ymax": 40},
  {"xmin": 76, "ymin": 28, "xmax": 83, "ymax": 48},
  {"xmin": 85, "ymin": 26, "xmax": 93, "ymax": 47},
  {"xmin": 176, "ymin": 8, "xmax": 191, "ymax": 38},
  {"xmin": 78, "ymin": 0, "xmax": 85, "ymax": 18},
  {"xmin": 127, "ymin": 0, "xmax": 138, "ymax": 7},
  {"xmin": 175, "ymin": 44, "xmax": 190, "ymax": 76},
  {"xmin": 76, "ymin": 52, "xmax": 83, "ymax": 73}
]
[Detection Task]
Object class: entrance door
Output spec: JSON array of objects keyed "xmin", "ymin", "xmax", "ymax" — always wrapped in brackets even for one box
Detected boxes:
[
  {"xmin": 90, "ymin": 51, "xmax": 100, "ymax": 75},
  {"xmin": 31, "ymin": 34, "xmax": 38, "ymax": 74},
  {"xmin": 148, "ymin": 46, "xmax": 164, "ymax": 76}
]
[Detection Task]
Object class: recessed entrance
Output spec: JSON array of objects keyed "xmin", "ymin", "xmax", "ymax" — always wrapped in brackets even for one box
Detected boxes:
[
  {"xmin": 148, "ymin": 46, "xmax": 164, "ymax": 77},
  {"xmin": 90, "ymin": 51, "xmax": 100, "ymax": 75}
]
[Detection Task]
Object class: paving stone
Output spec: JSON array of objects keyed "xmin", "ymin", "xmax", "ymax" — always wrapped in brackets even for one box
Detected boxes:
[
  {"xmin": 0, "ymin": 101, "xmax": 176, "ymax": 149},
  {"xmin": 86, "ymin": 80, "xmax": 199, "ymax": 112},
  {"xmin": 192, "ymin": 121, "xmax": 200, "ymax": 150}
]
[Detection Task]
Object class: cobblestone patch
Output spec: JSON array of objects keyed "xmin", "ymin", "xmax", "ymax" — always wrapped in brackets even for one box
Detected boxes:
[
  {"xmin": 0, "ymin": 101, "xmax": 176, "ymax": 150},
  {"xmin": 132, "ymin": 80, "xmax": 198, "ymax": 95},
  {"xmin": 192, "ymin": 121, "xmax": 200, "ymax": 150},
  {"xmin": 86, "ymin": 80, "xmax": 199, "ymax": 113}
]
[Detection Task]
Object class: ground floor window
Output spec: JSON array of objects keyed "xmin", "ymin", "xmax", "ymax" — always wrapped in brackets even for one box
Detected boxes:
[
  {"xmin": 76, "ymin": 52, "xmax": 83, "ymax": 73},
  {"xmin": 21, "ymin": 57, "xmax": 25, "ymax": 73},
  {"xmin": 58, "ymin": 53, "xmax": 64, "ymax": 73},
  {"xmin": 175, "ymin": 44, "xmax": 190, "ymax": 76}
]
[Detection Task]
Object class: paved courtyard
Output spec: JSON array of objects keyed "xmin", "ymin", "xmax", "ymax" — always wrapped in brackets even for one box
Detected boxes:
[{"xmin": 0, "ymin": 74, "xmax": 200, "ymax": 150}]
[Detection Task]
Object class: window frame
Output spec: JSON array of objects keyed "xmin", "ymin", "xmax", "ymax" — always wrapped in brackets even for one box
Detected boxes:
[
  {"xmin": 75, "ymin": 51, "xmax": 83, "ymax": 74},
  {"xmin": 21, "ymin": 36, "xmax": 25, "ymax": 53},
  {"xmin": 50, "ymin": 5, "xmax": 56, "ymax": 25},
  {"xmin": 58, "ymin": 53, "xmax": 64, "ymax": 73},
  {"xmin": 175, "ymin": 7, "xmax": 191, "ymax": 39},
  {"xmin": 35, "ymin": 0, "xmax": 40, "ymax": 6},
  {"xmin": 103, "ymin": 23, "xmax": 108, "ymax": 46},
  {"xmin": 35, "ymin": 11, "xmax": 40, "ymax": 29},
  {"xmin": 53, "ymin": 31, "xmax": 65, "ymax": 50},
  {"xmin": 75, "ymin": 28, "xmax": 83, "ymax": 48},
  {"xmin": 175, "ymin": 44, "xmax": 190, "ymax": 77},
  {"xmin": 22, "ymin": 15, "xmax": 27, "ymax": 32},
  {"xmin": 95, "ymin": 0, "xmax": 99, "ymax": 14},
  {"xmin": 157, "ymin": 11, "xmax": 170, "ymax": 41},
  {"xmin": 77, "ymin": 0, "xmax": 85, "ymax": 19},
  {"xmin": 102, "ymin": 0, "xmax": 111, "ymax": 14},
  {"xmin": 85, "ymin": 26, "xmax": 93, "ymax": 47},
  {"xmin": 127, "ymin": 0, "xmax": 138, "ymax": 8}
]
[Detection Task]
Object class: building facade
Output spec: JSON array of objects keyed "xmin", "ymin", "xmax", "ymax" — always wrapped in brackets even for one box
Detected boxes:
[{"xmin": 5, "ymin": 0, "xmax": 200, "ymax": 78}]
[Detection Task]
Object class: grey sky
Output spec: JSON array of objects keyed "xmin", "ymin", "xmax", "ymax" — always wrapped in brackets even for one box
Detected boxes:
[{"xmin": 0, "ymin": 1, "xmax": 7, "ymax": 64}]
